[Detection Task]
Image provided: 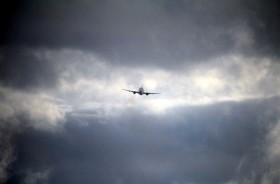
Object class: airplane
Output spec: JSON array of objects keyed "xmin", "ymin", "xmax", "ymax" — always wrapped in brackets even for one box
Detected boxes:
[{"xmin": 123, "ymin": 85, "xmax": 160, "ymax": 95}]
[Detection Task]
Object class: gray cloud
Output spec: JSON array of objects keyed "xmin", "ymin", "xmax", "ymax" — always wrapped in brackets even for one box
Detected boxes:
[
  {"xmin": 1, "ymin": 1, "xmax": 280, "ymax": 183},
  {"xmin": 4, "ymin": 97, "xmax": 280, "ymax": 184},
  {"xmin": 0, "ymin": 46, "xmax": 59, "ymax": 90},
  {"xmin": 0, "ymin": 122, "xmax": 18, "ymax": 183},
  {"xmin": 1, "ymin": 0, "xmax": 279, "ymax": 69},
  {"xmin": 0, "ymin": 85, "xmax": 64, "ymax": 183}
]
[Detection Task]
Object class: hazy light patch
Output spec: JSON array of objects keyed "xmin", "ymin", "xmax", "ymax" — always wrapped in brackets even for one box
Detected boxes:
[
  {"xmin": 192, "ymin": 69, "xmax": 225, "ymax": 95},
  {"xmin": 267, "ymin": 120, "xmax": 280, "ymax": 162},
  {"xmin": 0, "ymin": 86, "xmax": 65, "ymax": 130},
  {"xmin": 230, "ymin": 22, "xmax": 254, "ymax": 51},
  {"xmin": 24, "ymin": 169, "xmax": 51, "ymax": 184},
  {"xmin": 224, "ymin": 180, "xmax": 239, "ymax": 184},
  {"xmin": 132, "ymin": 157, "xmax": 174, "ymax": 176},
  {"xmin": 147, "ymin": 98, "xmax": 186, "ymax": 114}
]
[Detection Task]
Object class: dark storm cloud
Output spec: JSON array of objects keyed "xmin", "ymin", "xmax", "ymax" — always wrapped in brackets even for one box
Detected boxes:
[
  {"xmin": 0, "ymin": 46, "xmax": 58, "ymax": 90},
  {"xmin": 5, "ymin": 97, "xmax": 280, "ymax": 184},
  {"xmin": 1, "ymin": 0, "xmax": 280, "ymax": 69}
]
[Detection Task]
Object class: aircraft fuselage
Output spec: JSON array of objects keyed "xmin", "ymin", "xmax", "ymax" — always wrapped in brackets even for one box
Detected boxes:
[
  {"xmin": 123, "ymin": 85, "xmax": 160, "ymax": 95},
  {"xmin": 139, "ymin": 87, "xmax": 144, "ymax": 95}
]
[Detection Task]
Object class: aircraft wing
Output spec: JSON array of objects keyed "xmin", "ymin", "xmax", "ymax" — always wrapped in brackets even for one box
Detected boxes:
[
  {"xmin": 143, "ymin": 92, "xmax": 160, "ymax": 95},
  {"xmin": 122, "ymin": 89, "xmax": 139, "ymax": 94}
]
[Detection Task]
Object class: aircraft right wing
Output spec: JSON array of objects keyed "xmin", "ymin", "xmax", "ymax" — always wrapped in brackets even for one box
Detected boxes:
[{"xmin": 143, "ymin": 92, "xmax": 160, "ymax": 95}]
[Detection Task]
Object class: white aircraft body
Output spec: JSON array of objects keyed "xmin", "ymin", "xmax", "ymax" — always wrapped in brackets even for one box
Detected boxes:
[{"xmin": 123, "ymin": 85, "xmax": 160, "ymax": 95}]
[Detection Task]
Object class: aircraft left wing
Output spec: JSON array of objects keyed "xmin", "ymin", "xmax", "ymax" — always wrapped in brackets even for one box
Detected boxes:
[{"xmin": 122, "ymin": 89, "xmax": 139, "ymax": 94}]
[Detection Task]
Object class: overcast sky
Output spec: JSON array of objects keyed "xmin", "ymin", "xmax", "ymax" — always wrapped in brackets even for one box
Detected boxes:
[{"xmin": 1, "ymin": 0, "xmax": 280, "ymax": 184}]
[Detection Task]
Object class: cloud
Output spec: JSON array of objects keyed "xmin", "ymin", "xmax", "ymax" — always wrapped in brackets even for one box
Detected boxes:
[
  {"xmin": 262, "ymin": 119, "xmax": 280, "ymax": 183},
  {"xmin": 0, "ymin": 46, "xmax": 278, "ymax": 183},
  {"xmin": 23, "ymin": 169, "xmax": 51, "ymax": 184},
  {"xmin": 267, "ymin": 121, "xmax": 280, "ymax": 161},
  {"xmin": 2, "ymin": 46, "xmax": 280, "ymax": 113},
  {"xmin": 1, "ymin": 1, "xmax": 280, "ymax": 183},
  {"xmin": 33, "ymin": 48, "xmax": 278, "ymax": 114},
  {"xmin": 0, "ymin": 46, "xmax": 58, "ymax": 90},
  {"xmin": 0, "ymin": 85, "xmax": 64, "ymax": 183},
  {"xmin": 5, "ymin": 97, "xmax": 280, "ymax": 184},
  {"xmin": 0, "ymin": 86, "xmax": 65, "ymax": 130},
  {"xmin": 0, "ymin": 122, "xmax": 18, "ymax": 183},
  {"xmin": 2, "ymin": 47, "xmax": 278, "ymax": 116},
  {"xmin": 1, "ymin": 0, "xmax": 280, "ymax": 68}
]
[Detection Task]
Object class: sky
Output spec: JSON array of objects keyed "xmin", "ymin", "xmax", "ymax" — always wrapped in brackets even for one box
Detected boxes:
[{"xmin": 1, "ymin": 0, "xmax": 280, "ymax": 183}]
